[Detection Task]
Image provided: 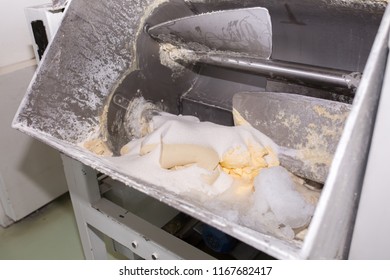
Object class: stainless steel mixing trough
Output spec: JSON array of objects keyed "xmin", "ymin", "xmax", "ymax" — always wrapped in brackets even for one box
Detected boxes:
[{"xmin": 12, "ymin": 0, "xmax": 390, "ymax": 259}]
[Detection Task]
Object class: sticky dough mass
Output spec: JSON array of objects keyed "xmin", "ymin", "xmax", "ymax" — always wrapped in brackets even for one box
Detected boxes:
[{"xmin": 121, "ymin": 112, "xmax": 280, "ymax": 190}]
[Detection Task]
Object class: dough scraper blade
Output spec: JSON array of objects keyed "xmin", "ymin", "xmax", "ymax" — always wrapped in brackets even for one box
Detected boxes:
[
  {"xmin": 148, "ymin": 7, "xmax": 360, "ymax": 92},
  {"xmin": 233, "ymin": 92, "xmax": 351, "ymax": 183},
  {"xmin": 148, "ymin": 7, "xmax": 272, "ymax": 59}
]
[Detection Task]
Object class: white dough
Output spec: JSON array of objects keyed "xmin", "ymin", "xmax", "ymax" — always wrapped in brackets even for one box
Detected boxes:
[
  {"xmin": 105, "ymin": 109, "xmax": 318, "ymax": 241},
  {"xmin": 254, "ymin": 166, "xmax": 315, "ymax": 229}
]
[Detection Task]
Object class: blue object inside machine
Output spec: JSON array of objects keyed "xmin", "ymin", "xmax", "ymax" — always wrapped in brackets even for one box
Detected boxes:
[{"xmin": 202, "ymin": 224, "xmax": 238, "ymax": 253}]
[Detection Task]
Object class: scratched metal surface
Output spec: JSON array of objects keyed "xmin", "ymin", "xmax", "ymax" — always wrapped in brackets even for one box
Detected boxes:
[{"xmin": 14, "ymin": 0, "xmax": 145, "ymax": 143}]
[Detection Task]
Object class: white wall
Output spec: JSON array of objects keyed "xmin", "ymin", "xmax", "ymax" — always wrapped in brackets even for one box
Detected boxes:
[{"xmin": 0, "ymin": 0, "xmax": 50, "ymax": 68}]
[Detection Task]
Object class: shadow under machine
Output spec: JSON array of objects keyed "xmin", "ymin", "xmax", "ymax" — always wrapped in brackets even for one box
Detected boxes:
[{"xmin": 13, "ymin": 0, "xmax": 390, "ymax": 259}]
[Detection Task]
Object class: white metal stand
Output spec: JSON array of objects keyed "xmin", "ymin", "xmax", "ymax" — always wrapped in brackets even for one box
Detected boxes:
[{"xmin": 61, "ymin": 155, "xmax": 214, "ymax": 260}]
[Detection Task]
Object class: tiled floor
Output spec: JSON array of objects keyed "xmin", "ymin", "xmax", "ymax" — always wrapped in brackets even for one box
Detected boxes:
[{"xmin": 0, "ymin": 193, "xmax": 84, "ymax": 260}]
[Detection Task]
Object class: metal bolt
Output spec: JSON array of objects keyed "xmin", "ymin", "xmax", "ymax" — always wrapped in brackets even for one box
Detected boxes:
[
  {"xmin": 131, "ymin": 241, "xmax": 138, "ymax": 249},
  {"xmin": 151, "ymin": 253, "xmax": 158, "ymax": 260}
]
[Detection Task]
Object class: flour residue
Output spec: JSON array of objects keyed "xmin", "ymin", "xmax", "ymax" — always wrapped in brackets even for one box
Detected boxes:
[
  {"xmin": 159, "ymin": 43, "xmax": 195, "ymax": 77},
  {"xmin": 83, "ymin": 138, "xmax": 113, "ymax": 156},
  {"xmin": 313, "ymin": 105, "xmax": 350, "ymax": 122},
  {"xmin": 81, "ymin": 97, "xmax": 319, "ymax": 242},
  {"xmin": 275, "ymin": 110, "xmax": 302, "ymax": 143},
  {"xmin": 298, "ymin": 124, "xmax": 333, "ymax": 167},
  {"xmin": 293, "ymin": 103, "xmax": 350, "ymax": 181}
]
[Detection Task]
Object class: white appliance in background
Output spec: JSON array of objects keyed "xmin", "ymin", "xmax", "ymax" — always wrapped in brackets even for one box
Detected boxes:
[
  {"xmin": 25, "ymin": 3, "xmax": 65, "ymax": 64},
  {"xmin": 0, "ymin": 3, "xmax": 66, "ymax": 227}
]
